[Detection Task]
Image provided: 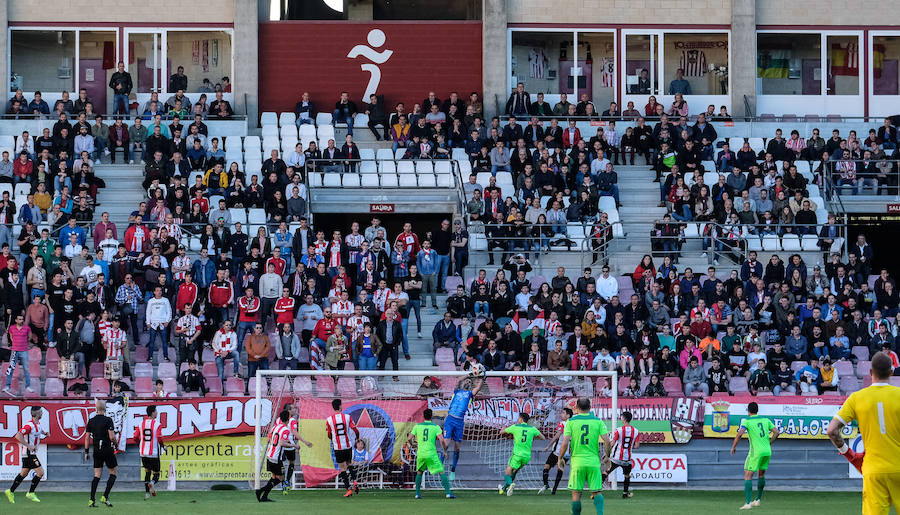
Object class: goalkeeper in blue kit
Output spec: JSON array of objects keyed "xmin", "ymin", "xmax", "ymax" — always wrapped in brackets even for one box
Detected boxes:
[{"xmin": 443, "ymin": 375, "xmax": 483, "ymax": 480}]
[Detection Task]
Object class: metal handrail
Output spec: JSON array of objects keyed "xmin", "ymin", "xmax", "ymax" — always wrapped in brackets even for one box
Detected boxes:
[
  {"xmin": 303, "ymin": 157, "xmax": 460, "ymax": 189},
  {"xmin": 822, "ymin": 161, "xmax": 900, "ymax": 199}
]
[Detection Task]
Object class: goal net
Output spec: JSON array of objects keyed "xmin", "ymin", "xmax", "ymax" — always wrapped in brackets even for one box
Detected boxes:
[{"xmin": 251, "ymin": 370, "xmax": 618, "ymax": 492}]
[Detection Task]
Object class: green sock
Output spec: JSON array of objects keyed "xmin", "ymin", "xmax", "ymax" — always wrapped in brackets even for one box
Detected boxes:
[
  {"xmin": 757, "ymin": 477, "xmax": 766, "ymax": 500},
  {"xmin": 440, "ymin": 473, "xmax": 451, "ymax": 495},
  {"xmin": 571, "ymin": 500, "xmax": 582, "ymax": 515},
  {"xmin": 415, "ymin": 473, "xmax": 422, "ymax": 497},
  {"xmin": 504, "ymin": 474, "xmax": 512, "ymax": 487},
  {"xmin": 593, "ymin": 493, "xmax": 605, "ymax": 514},
  {"xmin": 744, "ymin": 479, "xmax": 753, "ymax": 504}
]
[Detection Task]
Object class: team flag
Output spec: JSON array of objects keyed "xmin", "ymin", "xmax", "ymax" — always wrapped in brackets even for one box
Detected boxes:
[
  {"xmin": 510, "ymin": 310, "xmax": 545, "ymax": 338},
  {"xmin": 757, "ymin": 48, "xmax": 790, "ymax": 78},
  {"xmin": 297, "ymin": 399, "xmax": 426, "ymax": 486},
  {"xmin": 831, "ymin": 42, "xmax": 859, "ymax": 76}
]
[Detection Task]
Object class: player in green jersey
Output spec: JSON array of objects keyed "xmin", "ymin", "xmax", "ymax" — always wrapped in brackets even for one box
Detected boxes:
[
  {"xmin": 407, "ymin": 408, "xmax": 455, "ymax": 500},
  {"xmin": 557, "ymin": 398, "xmax": 611, "ymax": 515},
  {"xmin": 730, "ymin": 402, "xmax": 779, "ymax": 510},
  {"xmin": 499, "ymin": 412, "xmax": 545, "ymax": 496}
]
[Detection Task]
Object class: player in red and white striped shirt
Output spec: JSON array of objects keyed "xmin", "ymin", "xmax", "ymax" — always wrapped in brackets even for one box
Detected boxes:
[
  {"xmin": 325, "ymin": 399, "xmax": 360, "ymax": 497},
  {"xmin": 538, "ymin": 407, "xmax": 571, "ymax": 495},
  {"xmin": 133, "ymin": 405, "xmax": 165, "ymax": 499},
  {"xmin": 280, "ymin": 402, "xmax": 313, "ymax": 494},
  {"xmin": 104, "ymin": 319, "xmax": 126, "ymax": 361},
  {"xmin": 4, "ymin": 406, "xmax": 46, "ymax": 503},
  {"xmin": 256, "ymin": 410, "xmax": 294, "ymax": 503},
  {"xmin": 604, "ymin": 411, "xmax": 640, "ymax": 499}
]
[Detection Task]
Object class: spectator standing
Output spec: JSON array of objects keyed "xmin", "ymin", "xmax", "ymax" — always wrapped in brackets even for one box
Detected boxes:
[{"xmin": 108, "ymin": 62, "xmax": 133, "ymax": 115}]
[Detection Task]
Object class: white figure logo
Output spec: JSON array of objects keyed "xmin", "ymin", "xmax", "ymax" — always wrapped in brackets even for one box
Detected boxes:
[{"xmin": 347, "ymin": 29, "xmax": 393, "ymax": 103}]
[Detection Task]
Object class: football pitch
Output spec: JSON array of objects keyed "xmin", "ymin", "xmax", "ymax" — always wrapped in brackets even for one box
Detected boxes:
[{"xmin": 1, "ymin": 489, "xmax": 874, "ymax": 514}]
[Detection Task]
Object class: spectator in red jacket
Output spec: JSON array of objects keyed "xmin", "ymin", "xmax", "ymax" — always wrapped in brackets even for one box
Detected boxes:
[
  {"xmin": 13, "ymin": 152, "xmax": 32, "ymax": 185},
  {"xmin": 175, "ymin": 271, "xmax": 198, "ymax": 311},
  {"xmin": 207, "ymin": 269, "xmax": 233, "ymax": 327},
  {"xmin": 562, "ymin": 120, "xmax": 582, "ymax": 149},
  {"xmin": 274, "ymin": 287, "xmax": 296, "ymax": 326}
]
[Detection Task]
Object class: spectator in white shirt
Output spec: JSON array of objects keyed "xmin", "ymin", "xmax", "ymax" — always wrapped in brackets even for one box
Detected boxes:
[
  {"xmin": 145, "ymin": 285, "xmax": 174, "ymax": 361},
  {"xmin": 64, "ymin": 232, "xmax": 83, "ymax": 258},
  {"xmin": 79, "ymin": 255, "xmax": 103, "ymax": 289},
  {"xmin": 285, "ymin": 142, "xmax": 306, "ymax": 169},
  {"xmin": 596, "ymin": 265, "xmax": 618, "ymax": 302},
  {"xmin": 14, "ymin": 131, "xmax": 34, "ymax": 160},
  {"xmin": 212, "ymin": 320, "xmax": 240, "ymax": 380}
]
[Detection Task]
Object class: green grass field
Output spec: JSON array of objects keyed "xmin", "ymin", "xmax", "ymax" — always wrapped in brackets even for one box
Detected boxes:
[{"xmin": 1, "ymin": 489, "xmax": 872, "ymax": 515}]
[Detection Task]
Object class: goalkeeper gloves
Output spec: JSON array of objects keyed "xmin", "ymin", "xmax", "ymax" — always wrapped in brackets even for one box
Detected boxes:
[{"xmin": 838, "ymin": 444, "xmax": 865, "ymax": 473}]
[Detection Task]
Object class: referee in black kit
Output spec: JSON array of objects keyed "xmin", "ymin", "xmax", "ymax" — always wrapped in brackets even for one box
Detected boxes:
[{"xmin": 84, "ymin": 399, "xmax": 118, "ymax": 507}]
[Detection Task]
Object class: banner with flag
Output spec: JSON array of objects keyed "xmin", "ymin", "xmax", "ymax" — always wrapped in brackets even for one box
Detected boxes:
[
  {"xmin": 831, "ymin": 42, "xmax": 859, "ymax": 76},
  {"xmin": 757, "ymin": 48, "xmax": 790, "ymax": 78},
  {"xmin": 297, "ymin": 399, "xmax": 426, "ymax": 486}
]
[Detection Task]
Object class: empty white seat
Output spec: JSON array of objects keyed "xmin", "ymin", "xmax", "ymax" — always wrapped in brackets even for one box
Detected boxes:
[
  {"xmin": 361, "ymin": 174, "xmax": 380, "ymax": 187},
  {"xmin": 416, "ymin": 160, "xmax": 434, "ymax": 174},
  {"xmin": 703, "ymin": 171, "xmax": 719, "ymax": 186},
  {"xmin": 315, "ymin": 113, "xmax": 333, "ymax": 126},
  {"xmin": 809, "ymin": 196, "xmax": 825, "ymax": 208},
  {"xmin": 229, "ymin": 208, "xmax": 248, "ymax": 225},
  {"xmin": 395, "ymin": 148, "xmax": 406, "ymax": 160},
  {"xmin": 701, "ymin": 160, "xmax": 716, "ymax": 172},
  {"xmin": 243, "ymin": 136, "xmax": 261, "ymax": 153},
  {"xmin": 457, "ymin": 160, "xmax": 471, "ymax": 175},
  {"xmin": 794, "ymin": 161, "xmax": 811, "ymax": 174},
  {"xmin": 435, "ymin": 173, "xmax": 452, "ymax": 187},
  {"xmin": 605, "ymin": 209, "xmax": 620, "ymax": 223},
  {"xmin": 323, "ymin": 173, "xmax": 342, "ymax": 187},
  {"xmin": 380, "ymin": 161, "xmax": 396, "ymax": 174},
  {"xmin": 278, "ymin": 112, "xmax": 296, "ymax": 127},
  {"xmin": 0, "ymin": 136, "xmax": 16, "ymax": 149},
  {"xmin": 398, "ymin": 173, "xmax": 418, "ymax": 187},
  {"xmin": 376, "ymin": 148, "xmax": 394, "ymax": 161},
  {"xmin": 728, "ymin": 137, "xmax": 744, "ymax": 149},
  {"xmin": 360, "ymin": 160, "xmax": 377, "ymax": 174},
  {"xmin": 245, "ymin": 161, "xmax": 262, "ymax": 176},
  {"xmin": 434, "ymin": 161, "xmax": 452, "ymax": 174},
  {"xmin": 801, "ymin": 235, "xmax": 819, "ymax": 251},
  {"xmin": 308, "ymin": 173, "xmax": 322, "ymax": 187},
  {"xmin": 14, "ymin": 183, "xmax": 31, "ymax": 200},
  {"xmin": 761, "ymin": 234, "xmax": 781, "ymax": 251},
  {"xmin": 747, "ymin": 137, "xmax": 765, "ymax": 153},
  {"xmin": 263, "ymin": 137, "xmax": 280, "ymax": 156},
  {"xmin": 682, "ymin": 223, "xmax": 699, "ymax": 238},
  {"xmin": 317, "ymin": 125, "xmax": 335, "ymax": 143},
  {"xmin": 248, "ymin": 208, "xmax": 267, "ymax": 224},
  {"xmin": 259, "ymin": 112, "xmax": 277, "ymax": 126},
  {"xmin": 261, "ymin": 125, "xmax": 278, "ymax": 139},
  {"xmin": 451, "ymin": 148, "xmax": 467, "ymax": 161},
  {"xmin": 342, "ymin": 174, "xmax": 360, "ymax": 187},
  {"xmin": 298, "ymin": 124, "xmax": 317, "ymax": 141},
  {"xmin": 745, "ymin": 236, "xmax": 763, "ymax": 252},
  {"xmin": 598, "ymin": 197, "xmax": 616, "ymax": 212},
  {"xmin": 815, "ymin": 209, "xmax": 829, "ymax": 224},
  {"xmin": 359, "ymin": 148, "xmax": 376, "ymax": 160},
  {"xmin": 208, "ymin": 195, "xmax": 224, "ymax": 208},
  {"xmin": 280, "ymin": 125, "xmax": 297, "ymax": 140},
  {"xmin": 281, "ymin": 136, "xmax": 298, "ymax": 154},
  {"xmin": 380, "ymin": 173, "xmax": 398, "ymax": 187},
  {"xmin": 246, "ymin": 170, "xmax": 262, "ymax": 184},
  {"xmin": 189, "ymin": 171, "xmax": 205, "ymax": 185},
  {"xmin": 418, "ymin": 173, "xmax": 436, "ymax": 187},
  {"xmin": 397, "ymin": 161, "xmax": 415, "ymax": 174},
  {"xmin": 353, "ymin": 113, "xmax": 369, "ymax": 128},
  {"xmin": 612, "ymin": 224, "xmax": 625, "ymax": 238},
  {"xmin": 781, "ymin": 234, "xmax": 802, "ymax": 251},
  {"xmin": 807, "ymin": 184, "xmax": 820, "ymax": 197},
  {"xmin": 475, "ymin": 172, "xmax": 492, "ymax": 187},
  {"xmin": 189, "ymin": 237, "xmax": 201, "ymax": 252}
]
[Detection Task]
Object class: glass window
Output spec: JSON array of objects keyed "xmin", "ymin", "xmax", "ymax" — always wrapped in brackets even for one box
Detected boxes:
[
  {"xmin": 624, "ymin": 34, "xmax": 659, "ymax": 95},
  {"xmin": 510, "ymin": 31, "xmax": 575, "ymax": 99},
  {"xmin": 874, "ymin": 36, "xmax": 900, "ymax": 95},
  {"xmin": 374, "ymin": 0, "xmax": 481, "ymax": 19},
  {"xmin": 826, "ymin": 35, "xmax": 860, "ymax": 95},
  {"xmin": 77, "ymin": 31, "xmax": 117, "ymax": 115},
  {"xmin": 129, "ymin": 32, "xmax": 163, "ymax": 94},
  {"xmin": 758, "ymin": 33, "xmax": 820, "ymax": 95},
  {"xmin": 579, "ymin": 32, "xmax": 616, "ymax": 114},
  {"xmin": 165, "ymin": 31, "xmax": 232, "ymax": 94},
  {"xmin": 663, "ymin": 33, "xmax": 729, "ymax": 95},
  {"xmin": 10, "ymin": 30, "xmax": 76, "ymax": 93}
]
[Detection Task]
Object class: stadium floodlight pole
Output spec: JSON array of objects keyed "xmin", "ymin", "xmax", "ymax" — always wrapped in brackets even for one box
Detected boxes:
[{"xmin": 252, "ymin": 369, "xmax": 617, "ymax": 490}]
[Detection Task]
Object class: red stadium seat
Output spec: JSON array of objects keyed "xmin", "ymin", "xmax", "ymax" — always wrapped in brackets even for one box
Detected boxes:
[
  {"xmin": 337, "ymin": 377, "xmax": 357, "ymax": 397},
  {"xmin": 91, "ymin": 378, "xmax": 110, "ymax": 395},
  {"xmin": 663, "ymin": 377, "xmax": 683, "ymax": 395},
  {"xmin": 158, "ymin": 363, "xmax": 177, "ymax": 379},
  {"xmin": 206, "ymin": 377, "xmax": 223, "ymax": 395},
  {"xmin": 44, "ymin": 378, "xmax": 64, "ymax": 397},
  {"xmin": 292, "ymin": 376, "xmax": 312, "ymax": 395},
  {"xmin": 315, "ymin": 376, "xmax": 335, "ymax": 396},
  {"xmin": 133, "ymin": 346, "xmax": 150, "ymax": 362},
  {"xmin": 856, "ymin": 360, "xmax": 871, "ymax": 378},
  {"xmin": 89, "ymin": 362, "xmax": 105, "ymax": 378},
  {"xmin": 202, "ymin": 363, "xmax": 218, "ymax": 377},
  {"xmin": 270, "ymin": 377, "xmax": 291, "ymax": 395},
  {"xmin": 134, "ymin": 363, "xmax": 154, "ymax": 378},
  {"xmin": 225, "ymin": 377, "xmax": 245, "ymax": 395},
  {"xmin": 730, "ymin": 377, "xmax": 749, "ymax": 392},
  {"xmin": 248, "ymin": 377, "xmax": 268, "ymax": 396},
  {"xmin": 134, "ymin": 377, "xmax": 154, "ymax": 396}
]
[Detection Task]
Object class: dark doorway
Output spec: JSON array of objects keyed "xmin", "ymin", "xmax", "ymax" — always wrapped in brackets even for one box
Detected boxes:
[
  {"xmin": 846, "ymin": 213, "xmax": 900, "ymax": 275},
  {"xmin": 313, "ymin": 212, "xmax": 454, "ymax": 244}
]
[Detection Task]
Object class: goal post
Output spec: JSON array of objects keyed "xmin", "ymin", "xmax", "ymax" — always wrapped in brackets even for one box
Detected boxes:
[{"xmin": 252, "ymin": 369, "xmax": 618, "ymax": 491}]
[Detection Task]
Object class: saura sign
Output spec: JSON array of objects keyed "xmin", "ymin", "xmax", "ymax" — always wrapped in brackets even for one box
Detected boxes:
[{"xmin": 370, "ymin": 203, "xmax": 395, "ymax": 213}]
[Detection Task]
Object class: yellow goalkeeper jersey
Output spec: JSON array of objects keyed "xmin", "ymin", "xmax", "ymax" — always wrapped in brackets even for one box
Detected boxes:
[{"xmin": 835, "ymin": 383, "xmax": 900, "ymax": 475}]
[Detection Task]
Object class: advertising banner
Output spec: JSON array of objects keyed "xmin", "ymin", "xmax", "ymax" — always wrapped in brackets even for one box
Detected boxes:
[
  {"xmin": 611, "ymin": 453, "xmax": 688, "ymax": 483},
  {"xmin": 159, "ymin": 435, "xmax": 261, "ymax": 482},
  {"xmin": 702, "ymin": 397, "xmax": 857, "ymax": 439},
  {"xmin": 0, "ymin": 442, "xmax": 48, "ymax": 480},
  {"xmin": 0, "ymin": 398, "xmax": 274, "ymax": 445}
]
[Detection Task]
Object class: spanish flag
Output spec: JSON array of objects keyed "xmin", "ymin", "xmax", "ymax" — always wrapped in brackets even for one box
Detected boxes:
[
  {"xmin": 831, "ymin": 42, "xmax": 859, "ymax": 76},
  {"xmin": 297, "ymin": 398, "xmax": 426, "ymax": 486}
]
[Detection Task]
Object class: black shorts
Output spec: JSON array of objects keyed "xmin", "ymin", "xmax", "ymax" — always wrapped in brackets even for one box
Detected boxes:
[
  {"xmin": 142, "ymin": 457, "xmax": 161, "ymax": 472},
  {"xmin": 93, "ymin": 449, "xmax": 118, "ymax": 469},
  {"xmin": 22, "ymin": 455, "xmax": 41, "ymax": 470},
  {"xmin": 545, "ymin": 452, "xmax": 558, "ymax": 467},
  {"xmin": 266, "ymin": 459, "xmax": 284, "ymax": 476},
  {"xmin": 334, "ymin": 448, "xmax": 352, "ymax": 465},
  {"xmin": 283, "ymin": 449, "xmax": 296, "ymax": 462},
  {"xmin": 609, "ymin": 460, "xmax": 633, "ymax": 476}
]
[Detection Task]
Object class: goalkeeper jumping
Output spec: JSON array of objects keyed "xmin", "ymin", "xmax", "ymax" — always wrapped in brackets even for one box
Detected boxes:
[{"xmin": 443, "ymin": 373, "xmax": 483, "ymax": 480}]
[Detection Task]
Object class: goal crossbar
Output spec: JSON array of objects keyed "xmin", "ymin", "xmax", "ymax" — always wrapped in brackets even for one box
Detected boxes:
[{"xmin": 252, "ymin": 369, "xmax": 619, "ymax": 489}]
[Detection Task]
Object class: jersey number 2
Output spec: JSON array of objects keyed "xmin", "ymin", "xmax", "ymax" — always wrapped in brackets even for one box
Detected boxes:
[{"xmin": 580, "ymin": 425, "xmax": 590, "ymax": 445}]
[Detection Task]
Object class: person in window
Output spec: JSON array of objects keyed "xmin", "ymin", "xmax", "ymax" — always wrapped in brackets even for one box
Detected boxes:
[
  {"xmin": 169, "ymin": 66, "xmax": 188, "ymax": 93},
  {"xmin": 668, "ymin": 68, "xmax": 692, "ymax": 95},
  {"xmin": 108, "ymin": 61, "xmax": 133, "ymax": 115},
  {"xmin": 633, "ymin": 68, "xmax": 651, "ymax": 94}
]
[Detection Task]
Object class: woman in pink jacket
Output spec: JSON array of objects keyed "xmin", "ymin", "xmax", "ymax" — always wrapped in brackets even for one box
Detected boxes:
[{"xmin": 3, "ymin": 313, "xmax": 33, "ymax": 393}]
